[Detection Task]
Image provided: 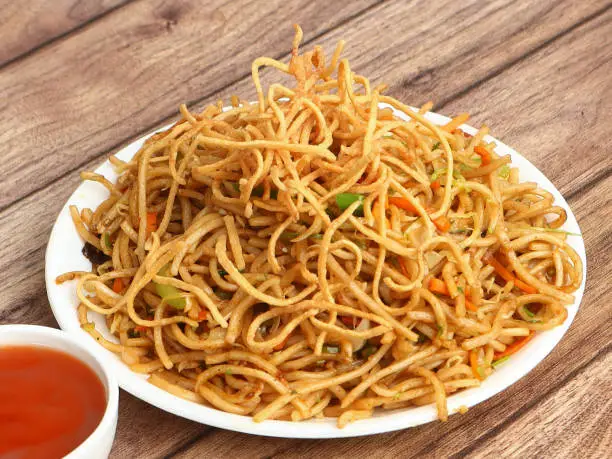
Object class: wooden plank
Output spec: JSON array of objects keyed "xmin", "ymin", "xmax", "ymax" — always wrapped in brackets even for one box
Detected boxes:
[
  {"xmin": 0, "ymin": 0, "xmax": 130, "ymax": 66},
  {"xmin": 162, "ymin": 176, "xmax": 612, "ymax": 459},
  {"xmin": 440, "ymin": 7, "xmax": 612, "ymax": 199},
  {"xmin": 0, "ymin": 0, "xmax": 379, "ymax": 210},
  {"xmin": 0, "ymin": 0, "xmax": 608, "ymax": 210},
  {"xmin": 468, "ymin": 349, "xmax": 612, "ymax": 459}
]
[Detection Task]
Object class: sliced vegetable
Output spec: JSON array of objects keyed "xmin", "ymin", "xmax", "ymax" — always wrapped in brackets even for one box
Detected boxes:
[
  {"xmin": 154, "ymin": 266, "xmax": 186, "ymax": 309},
  {"xmin": 429, "ymin": 278, "xmax": 449, "ymax": 296},
  {"xmin": 498, "ymin": 165, "xmax": 511, "ymax": 179},
  {"xmin": 82, "ymin": 242, "xmax": 110, "ymax": 265},
  {"xmin": 474, "ymin": 145, "xmax": 492, "ymax": 166},
  {"xmin": 523, "ymin": 306, "xmax": 535, "ymax": 318},
  {"xmin": 486, "ymin": 254, "xmax": 538, "ymax": 294},
  {"xmin": 492, "ymin": 355, "xmax": 510, "ymax": 367},
  {"xmin": 146, "ymin": 212, "xmax": 157, "ymax": 233},
  {"xmin": 103, "ymin": 232, "xmax": 112, "ymax": 250},
  {"xmin": 432, "ymin": 215, "xmax": 451, "ymax": 233},
  {"xmin": 430, "ymin": 179, "xmax": 441, "ymax": 191},
  {"xmin": 432, "ymin": 142, "xmax": 441, "ymax": 150},
  {"xmin": 398, "ymin": 257, "xmax": 411, "ymax": 278},
  {"xmin": 198, "ymin": 310, "xmax": 207, "ymax": 321},
  {"xmin": 388, "ymin": 196, "xmax": 418, "ymax": 214},
  {"xmin": 135, "ymin": 325, "xmax": 147, "ymax": 333},
  {"xmin": 336, "ymin": 193, "xmax": 365, "ymax": 216},
  {"xmin": 112, "ymin": 278, "xmax": 124, "ymax": 293},
  {"xmin": 470, "ymin": 350, "xmax": 484, "ymax": 380},
  {"xmin": 493, "ymin": 333, "xmax": 534, "ymax": 360}
]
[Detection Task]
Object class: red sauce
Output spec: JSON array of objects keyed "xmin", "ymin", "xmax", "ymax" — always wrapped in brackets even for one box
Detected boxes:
[{"xmin": 0, "ymin": 346, "xmax": 106, "ymax": 459}]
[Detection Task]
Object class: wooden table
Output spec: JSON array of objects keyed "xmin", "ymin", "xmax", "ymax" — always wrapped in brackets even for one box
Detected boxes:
[{"xmin": 1, "ymin": 1, "xmax": 611, "ymax": 457}]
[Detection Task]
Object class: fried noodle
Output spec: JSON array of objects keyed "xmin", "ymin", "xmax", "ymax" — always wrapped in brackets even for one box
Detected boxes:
[{"xmin": 59, "ymin": 25, "xmax": 582, "ymax": 427}]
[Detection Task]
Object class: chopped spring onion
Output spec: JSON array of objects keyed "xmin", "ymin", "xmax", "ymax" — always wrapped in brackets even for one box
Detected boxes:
[
  {"xmin": 432, "ymin": 142, "xmax": 441, "ymax": 150},
  {"xmin": 103, "ymin": 232, "xmax": 111, "ymax": 250},
  {"xmin": 225, "ymin": 369, "xmax": 233, "ymax": 375},
  {"xmin": 457, "ymin": 286, "xmax": 464, "ymax": 294},
  {"xmin": 154, "ymin": 266, "xmax": 187, "ymax": 309},
  {"xmin": 492, "ymin": 356, "xmax": 510, "ymax": 367},
  {"xmin": 437, "ymin": 324, "xmax": 444, "ymax": 337},
  {"xmin": 393, "ymin": 392, "xmax": 402, "ymax": 400},
  {"xmin": 498, "ymin": 165, "xmax": 511, "ymax": 179},
  {"xmin": 523, "ymin": 306, "xmax": 535, "ymax": 318},
  {"xmin": 335, "ymin": 193, "xmax": 365, "ymax": 216}
]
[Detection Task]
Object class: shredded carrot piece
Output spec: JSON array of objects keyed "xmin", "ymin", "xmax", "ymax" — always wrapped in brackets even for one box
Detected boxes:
[
  {"xmin": 112, "ymin": 278, "xmax": 123, "ymax": 293},
  {"xmin": 134, "ymin": 325, "xmax": 147, "ymax": 333},
  {"xmin": 429, "ymin": 278, "xmax": 449, "ymax": 295},
  {"xmin": 470, "ymin": 350, "xmax": 483, "ymax": 380},
  {"xmin": 486, "ymin": 255, "xmax": 538, "ymax": 294},
  {"xmin": 442, "ymin": 113, "xmax": 469, "ymax": 132},
  {"xmin": 198, "ymin": 309, "xmax": 207, "ymax": 321},
  {"xmin": 432, "ymin": 215, "xmax": 451, "ymax": 232},
  {"xmin": 464, "ymin": 299, "xmax": 478, "ymax": 312},
  {"xmin": 430, "ymin": 179, "xmax": 441, "ymax": 191},
  {"xmin": 146, "ymin": 212, "xmax": 157, "ymax": 232},
  {"xmin": 474, "ymin": 145, "xmax": 492, "ymax": 166},
  {"xmin": 398, "ymin": 257, "xmax": 411, "ymax": 278},
  {"xmin": 494, "ymin": 333, "xmax": 534, "ymax": 359},
  {"xmin": 388, "ymin": 196, "xmax": 418, "ymax": 213}
]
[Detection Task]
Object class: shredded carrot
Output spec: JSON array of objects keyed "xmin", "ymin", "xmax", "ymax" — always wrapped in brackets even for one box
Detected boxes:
[
  {"xmin": 464, "ymin": 299, "xmax": 479, "ymax": 312},
  {"xmin": 430, "ymin": 179, "xmax": 441, "ymax": 191},
  {"xmin": 494, "ymin": 333, "xmax": 534, "ymax": 359},
  {"xmin": 198, "ymin": 309, "xmax": 207, "ymax": 321},
  {"xmin": 112, "ymin": 278, "xmax": 123, "ymax": 293},
  {"xmin": 273, "ymin": 336, "xmax": 289, "ymax": 351},
  {"xmin": 429, "ymin": 278, "xmax": 449, "ymax": 296},
  {"xmin": 146, "ymin": 212, "xmax": 157, "ymax": 233},
  {"xmin": 135, "ymin": 325, "xmax": 147, "ymax": 333},
  {"xmin": 432, "ymin": 215, "xmax": 451, "ymax": 233},
  {"xmin": 398, "ymin": 257, "xmax": 411, "ymax": 278},
  {"xmin": 442, "ymin": 113, "xmax": 469, "ymax": 132},
  {"xmin": 486, "ymin": 255, "xmax": 538, "ymax": 294},
  {"xmin": 470, "ymin": 350, "xmax": 483, "ymax": 380},
  {"xmin": 474, "ymin": 145, "xmax": 492, "ymax": 166},
  {"xmin": 388, "ymin": 196, "xmax": 418, "ymax": 213}
]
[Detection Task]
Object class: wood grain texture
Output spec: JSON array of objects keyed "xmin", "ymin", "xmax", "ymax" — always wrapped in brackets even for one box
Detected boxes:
[
  {"xmin": 0, "ymin": 0, "xmax": 610, "ymax": 457},
  {"xmin": 0, "ymin": 0, "xmax": 130, "ymax": 66},
  {"xmin": 0, "ymin": 0, "xmax": 609, "ymax": 210},
  {"xmin": 0, "ymin": 0, "xmax": 380, "ymax": 210}
]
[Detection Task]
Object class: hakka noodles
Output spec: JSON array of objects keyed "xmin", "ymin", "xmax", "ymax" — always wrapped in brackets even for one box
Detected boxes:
[{"xmin": 58, "ymin": 25, "xmax": 582, "ymax": 428}]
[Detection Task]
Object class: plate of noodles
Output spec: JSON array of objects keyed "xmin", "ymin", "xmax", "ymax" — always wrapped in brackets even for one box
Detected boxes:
[{"xmin": 46, "ymin": 26, "xmax": 585, "ymax": 438}]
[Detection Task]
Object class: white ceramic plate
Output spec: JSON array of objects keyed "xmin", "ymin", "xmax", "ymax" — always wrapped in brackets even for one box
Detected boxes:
[{"xmin": 45, "ymin": 107, "xmax": 587, "ymax": 438}]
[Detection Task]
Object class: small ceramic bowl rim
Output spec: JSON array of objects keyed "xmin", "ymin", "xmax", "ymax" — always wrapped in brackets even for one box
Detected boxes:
[{"xmin": 0, "ymin": 324, "xmax": 119, "ymax": 458}]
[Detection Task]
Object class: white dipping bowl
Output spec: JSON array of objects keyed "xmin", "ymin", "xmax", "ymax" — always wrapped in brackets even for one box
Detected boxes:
[{"xmin": 0, "ymin": 324, "xmax": 119, "ymax": 459}]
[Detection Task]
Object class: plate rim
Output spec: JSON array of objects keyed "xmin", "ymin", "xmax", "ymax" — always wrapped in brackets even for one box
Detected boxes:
[{"xmin": 45, "ymin": 107, "xmax": 587, "ymax": 438}]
